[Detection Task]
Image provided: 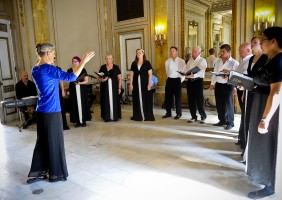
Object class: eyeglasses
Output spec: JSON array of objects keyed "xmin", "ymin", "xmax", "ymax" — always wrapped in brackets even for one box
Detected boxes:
[{"xmin": 261, "ymin": 38, "xmax": 271, "ymax": 44}]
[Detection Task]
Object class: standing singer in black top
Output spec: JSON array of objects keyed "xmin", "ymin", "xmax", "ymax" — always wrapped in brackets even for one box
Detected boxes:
[
  {"xmin": 129, "ymin": 49, "xmax": 155, "ymax": 121},
  {"xmin": 98, "ymin": 54, "xmax": 122, "ymax": 122}
]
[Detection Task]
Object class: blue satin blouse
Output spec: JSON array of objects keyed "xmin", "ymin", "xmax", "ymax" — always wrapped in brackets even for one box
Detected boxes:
[{"xmin": 32, "ymin": 64, "xmax": 77, "ymax": 113}]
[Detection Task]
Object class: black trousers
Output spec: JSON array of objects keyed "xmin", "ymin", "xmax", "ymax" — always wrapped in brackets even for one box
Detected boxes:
[
  {"xmin": 186, "ymin": 78, "xmax": 206, "ymax": 120},
  {"xmin": 214, "ymin": 83, "xmax": 234, "ymax": 125},
  {"xmin": 237, "ymin": 89, "xmax": 245, "ymax": 148},
  {"xmin": 59, "ymin": 93, "xmax": 68, "ymax": 129},
  {"xmin": 165, "ymin": 78, "xmax": 182, "ymax": 116},
  {"xmin": 28, "ymin": 112, "xmax": 68, "ymax": 180}
]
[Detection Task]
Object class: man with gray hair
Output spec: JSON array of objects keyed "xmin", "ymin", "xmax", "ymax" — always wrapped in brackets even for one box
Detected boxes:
[
  {"xmin": 235, "ymin": 42, "xmax": 253, "ymax": 147},
  {"xmin": 184, "ymin": 46, "xmax": 207, "ymax": 123}
]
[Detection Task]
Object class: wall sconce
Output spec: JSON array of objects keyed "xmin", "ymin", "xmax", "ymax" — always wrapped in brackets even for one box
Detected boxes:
[
  {"xmin": 189, "ymin": 20, "xmax": 198, "ymax": 28},
  {"xmin": 254, "ymin": 11, "xmax": 275, "ymax": 35},
  {"xmin": 154, "ymin": 25, "xmax": 166, "ymax": 46}
]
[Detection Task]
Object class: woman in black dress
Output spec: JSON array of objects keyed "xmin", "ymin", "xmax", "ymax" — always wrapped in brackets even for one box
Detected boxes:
[
  {"xmin": 241, "ymin": 37, "xmax": 268, "ymax": 153},
  {"xmin": 247, "ymin": 27, "xmax": 282, "ymax": 199},
  {"xmin": 98, "ymin": 54, "xmax": 122, "ymax": 122},
  {"xmin": 129, "ymin": 49, "xmax": 155, "ymax": 121},
  {"xmin": 67, "ymin": 56, "xmax": 92, "ymax": 127}
]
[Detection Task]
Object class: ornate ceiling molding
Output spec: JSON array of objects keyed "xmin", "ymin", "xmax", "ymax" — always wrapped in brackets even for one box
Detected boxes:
[
  {"xmin": 185, "ymin": 0, "xmax": 232, "ymax": 12},
  {"xmin": 186, "ymin": 10, "xmax": 205, "ymax": 18},
  {"xmin": 210, "ymin": 1, "xmax": 232, "ymax": 12}
]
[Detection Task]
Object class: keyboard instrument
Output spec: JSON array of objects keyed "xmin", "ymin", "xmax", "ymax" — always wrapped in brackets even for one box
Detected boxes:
[{"xmin": 0, "ymin": 97, "xmax": 38, "ymax": 109}]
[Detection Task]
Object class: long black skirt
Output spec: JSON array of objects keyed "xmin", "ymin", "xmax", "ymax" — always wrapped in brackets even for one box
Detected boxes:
[
  {"xmin": 28, "ymin": 112, "xmax": 68, "ymax": 181},
  {"xmin": 247, "ymin": 91, "xmax": 279, "ymax": 188}
]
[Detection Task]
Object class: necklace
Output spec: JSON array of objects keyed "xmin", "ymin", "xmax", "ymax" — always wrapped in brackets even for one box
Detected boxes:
[{"xmin": 264, "ymin": 51, "xmax": 282, "ymax": 66}]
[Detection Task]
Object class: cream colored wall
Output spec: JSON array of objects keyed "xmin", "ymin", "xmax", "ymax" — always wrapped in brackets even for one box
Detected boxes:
[{"xmin": 49, "ymin": 0, "xmax": 102, "ymax": 74}]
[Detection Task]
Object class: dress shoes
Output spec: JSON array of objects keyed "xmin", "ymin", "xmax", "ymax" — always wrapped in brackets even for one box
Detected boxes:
[
  {"xmin": 200, "ymin": 118, "xmax": 206, "ymax": 124},
  {"xmin": 174, "ymin": 115, "xmax": 181, "ymax": 120},
  {"xmin": 27, "ymin": 175, "xmax": 48, "ymax": 184},
  {"xmin": 238, "ymin": 160, "xmax": 246, "ymax": 165},
  {"xmin": 81, "ymin": 122, "xmax": 86, "ymax": 127},
  {"xmin": 49, "ymin": 176, "xmax": 67, "ymax": 183},
  {"xmin": 63, "ymin": 126, "xmax": 70, "ymax": 130},
  {"xmin": 248, "ymin": 186, "xmax": 274, "ymax": 199},
  {"xmin": 74, "ymin": 123, "xmax": 81, "ymax": 128},
  {"xmin": 188, "ymin": 118, "xmax": 197, "ymax": 123},
  {"xmin": 162, "ymin": 114, "xmax": 172, "ymax": 118},
  {"xmin": 225, "ymin": 124, "xmax": 234, "ymax": 130},
  {"xmin": 213, "ymin": 121, "xmax": 226, "ymax": 126}
]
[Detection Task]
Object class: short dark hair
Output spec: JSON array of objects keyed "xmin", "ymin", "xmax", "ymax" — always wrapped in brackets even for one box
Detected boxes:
[
  {"xmin": 251, "ymin": 37, "xmax": 262, "ymax": 43},
  {"xmin": 263, "ymin": 27, "xmax": 282, "ymax": 48},
  {"xmin": 220, "ymin": 44, "xmax": 231, "ymax": 52},
  {"xmin": 209, "ymin": 48, "xmax": 215, "ymax": 55},
  {"xmin": 170, "ymin": 46, "xmax": 178, "ymax": 51}
]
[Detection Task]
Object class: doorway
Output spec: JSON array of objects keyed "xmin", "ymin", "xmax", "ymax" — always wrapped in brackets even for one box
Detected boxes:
[{"xmin": 0, "ymin": 19, "xmax": 17, "ymax": 123}]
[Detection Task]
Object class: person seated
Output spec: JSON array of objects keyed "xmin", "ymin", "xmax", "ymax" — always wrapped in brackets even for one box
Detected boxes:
[
  {"xmin": 15, "ymin": 71, "xmax": 37, "ymax": 128},
  {"xmin": 151, "ymin": 70, "xmax": 158, "ymax": 93}
]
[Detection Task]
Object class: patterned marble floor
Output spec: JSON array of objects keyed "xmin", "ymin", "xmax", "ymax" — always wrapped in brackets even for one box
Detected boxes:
[{"xmin": 0, "ymin": 105, "xmax": 278, "ymax": 200}]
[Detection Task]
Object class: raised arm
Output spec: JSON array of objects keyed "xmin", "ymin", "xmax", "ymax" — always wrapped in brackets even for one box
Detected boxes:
[{"xmin": 73, "ymin": 51, "xmax": 95, "ymax": 76}]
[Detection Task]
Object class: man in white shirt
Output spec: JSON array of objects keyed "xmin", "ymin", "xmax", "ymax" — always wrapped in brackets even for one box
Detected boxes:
[
  {"xmin": 235, "ymin": 42, "xmax": 253, "ymax": 146},
  {"xmin": 206, "ymin": 48, "xmax": 217, "ymax": 68},
  {"xmin": 184, "ymin": 46, "xmax": 207, "ymax": 123},
  {"xmin": 162, "ymin": 46, "xmax": 186, "ymax": 119},
  {"xmin": 210, "ymin": 44, "xmax": 239, "ymax": 130}
]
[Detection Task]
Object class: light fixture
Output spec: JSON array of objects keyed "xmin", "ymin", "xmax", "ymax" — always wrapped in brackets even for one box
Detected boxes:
[
  {"xmin": 154, "ymin": 25, "xmax": 166, "ymax": 46},
  {"xmin": 189, "ymin": 20, "xmax": 198, "ymax": 28},
  {"xmin": 254, "ymin": 11, "xmax": 275, "ymax": 35}
]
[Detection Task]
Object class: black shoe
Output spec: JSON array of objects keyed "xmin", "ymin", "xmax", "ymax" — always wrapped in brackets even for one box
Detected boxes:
[
  {"xmin": 162, "ymin": 114, "xmax": 172, "ymax": 118},
  {"xmin": 174, "ymin": 115, "xmax": 181, "ymax": 120},
  {"xmin": 200, "ymin": 119, "xmax": 206, "ymax": 124},
  {"xmin": 75, "ymin": 123, "xmax": 81, "ymax": 128},
  {"xmin": 63, "ymin": 126, "xmax": 70, "ymax": 130},
  {"xmin": 248, "ymin": 186, "xmax": 274, "ymax": 199},
  {"xmin": 213, "ymin": 121, "xmax": 225, "ymax": 126},
  {"xmin": 49, "ymin": 177, "xmax": 67, "ymax": 183},
  {"xmin": 225, "ymin": 124, "xmax": 234, "ymax": 130},
  {"xmin": 27, "ymin": 175, "xmax": 48, "ymax": 184},
  {"xmin": 238, "ymin": 160, "xmax": 246, "ymax": 165},
  {"xmin": 188, "ymin": 118, "xmax": 197, "ymax": 123},
  {"xmin": 81, "ymin": 122, "xmax": 86, "ymax": 127}
]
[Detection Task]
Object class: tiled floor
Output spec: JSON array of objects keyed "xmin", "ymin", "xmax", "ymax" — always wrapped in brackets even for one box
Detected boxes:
[{"xmin": 0, "ymin": 105, "xmax": 278, "ymax": 200}]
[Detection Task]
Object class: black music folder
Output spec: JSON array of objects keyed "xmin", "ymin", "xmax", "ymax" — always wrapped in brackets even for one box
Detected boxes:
[
  {"xmin": 94, "ymin": 72, "xmax": 106, "ymax": 78},
  {"xmin": 95, "ymin": 70, "xmax": 117, "ymax": 78},
  {"xmin": 177, "ymin": 66, "xmax": 201, "ymax": 76},
  {"xmin": 75, "ymin": 73, "xmax": 87, "ymax": 83},
  {"xmin": 210, "ymin": 71, "xmax": 229, "ymax": 76},
  {"xmin": 227, "ymin": 71, "xmax": 254, "ymax": 90}
]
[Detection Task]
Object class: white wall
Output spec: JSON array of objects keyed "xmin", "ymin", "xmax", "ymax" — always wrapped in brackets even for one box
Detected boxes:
[{"xmin": 50, "ymin": 0, "xmax": 102, "ymax": 74}]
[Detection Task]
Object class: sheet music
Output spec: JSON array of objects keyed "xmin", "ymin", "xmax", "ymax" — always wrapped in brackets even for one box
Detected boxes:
[{"xmin": 22, "ymin": 96, "xmax": 38, "ymax": 99}]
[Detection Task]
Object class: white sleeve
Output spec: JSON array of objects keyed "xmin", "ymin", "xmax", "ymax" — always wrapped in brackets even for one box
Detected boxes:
[
  {"xmin": 194, "ymin": 58, "xmax": 207, "ymax": 78},
  {"xmin": 211, "ymin": 61, "xmax": 219, "ymax": 85}
]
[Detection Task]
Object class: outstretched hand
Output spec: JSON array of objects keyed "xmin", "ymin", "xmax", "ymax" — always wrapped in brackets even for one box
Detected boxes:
[{"xmin": 82, "ymin": 51, "xmax": 95, "ymax": 63}]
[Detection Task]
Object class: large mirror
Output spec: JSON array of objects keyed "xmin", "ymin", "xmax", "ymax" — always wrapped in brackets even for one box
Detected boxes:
[{"xmin": 182, "ymin": 0, "xmax": 232, "ymax": 59}]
